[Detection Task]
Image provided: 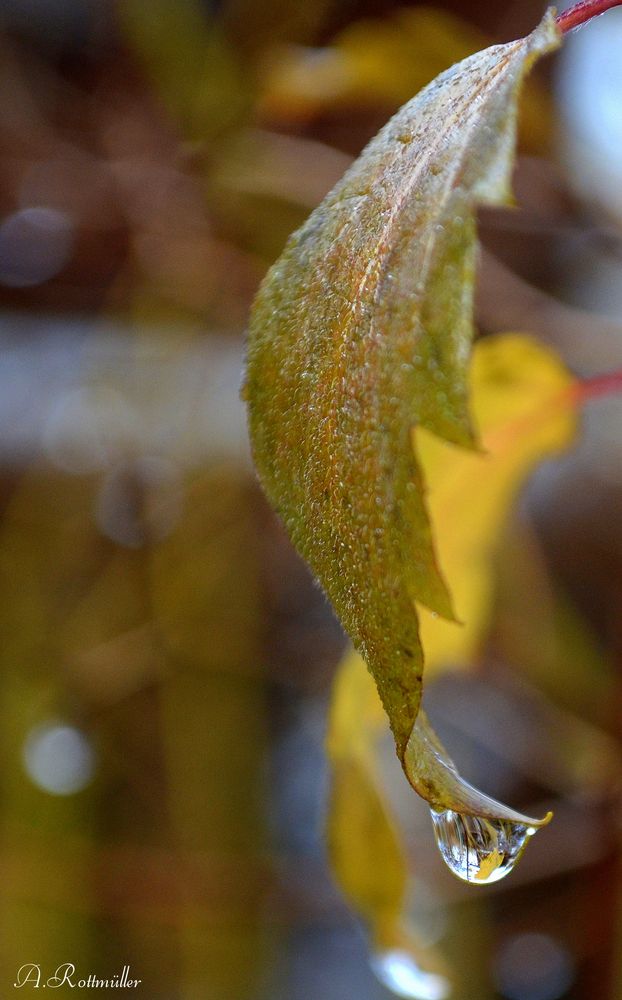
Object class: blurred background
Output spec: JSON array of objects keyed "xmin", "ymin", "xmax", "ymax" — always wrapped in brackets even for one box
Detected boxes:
[{"xmin": 0, "ymin": 0, "xmax": 622, "ymax": 997}]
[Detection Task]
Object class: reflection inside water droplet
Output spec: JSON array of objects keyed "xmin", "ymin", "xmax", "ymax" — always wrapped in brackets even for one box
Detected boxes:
[
  {"xmin": 430, "ymin": 809, "xmax": 536, "ymax": 885},
  {"xmin": 371, "ymin": 949, "xmax": 451, "ymax": 1000}
]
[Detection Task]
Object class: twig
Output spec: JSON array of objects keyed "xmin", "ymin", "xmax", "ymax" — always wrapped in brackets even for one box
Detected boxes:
[{"xmin": 557, "ymin": 0, "xmax": 622, "ymax": 34}]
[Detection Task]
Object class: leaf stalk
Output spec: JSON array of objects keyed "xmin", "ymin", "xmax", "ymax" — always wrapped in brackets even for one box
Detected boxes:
[
  {"xmin": 556, "ymin": 0, "xmax": 622, "ymax": 33},
  {"xmin": 578, "ymin": 369, "xmax": 622, "ymax": 400}
]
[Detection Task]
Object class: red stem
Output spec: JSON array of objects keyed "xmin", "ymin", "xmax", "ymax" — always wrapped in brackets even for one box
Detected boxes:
[
  {"xmin": 557, "ymin": 0, "xmax": 622, "ymax": 33},
  {"xmin": 577, "ymin": 369, "xmax": 622, "ymax": 402}
]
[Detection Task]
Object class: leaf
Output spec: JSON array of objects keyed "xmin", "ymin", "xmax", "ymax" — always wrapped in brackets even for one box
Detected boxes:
[
  {"xmin": 326, "ymin": 650, "xmax": 405, "ymax": 938},
  {"xmin": 327, "ymin": 650, "xmax": 451, "ymax": 989},
  {"xmin": 246, "ymin": 12, "xmax": 560, "ymax": 818},
  {"xmin": 259, "ymin": 6, "xmax": 553, "ymax": 153},
  {"xmin": 415, "ymin": 333, "xmax": 577, "ymax": 678},
  {"xmin": 259, "ymin": 7, "xmax": 489, "ymax": 120}
]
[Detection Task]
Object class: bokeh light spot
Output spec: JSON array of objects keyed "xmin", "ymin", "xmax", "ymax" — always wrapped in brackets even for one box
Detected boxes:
[
  {"xmin": 23, "ymin": 721, "xmax": 95, "ymax": 796},
  {"xmin": 370, "ymin": 949, "xmax": 451, "ymax": 1000},
  {"xmin": 0, "ymin": 207, "xmax": 74, "ymax": 287},
  {"xmin": 493, "ymin": 932, "xmax": 574, "ymax": 1000}
]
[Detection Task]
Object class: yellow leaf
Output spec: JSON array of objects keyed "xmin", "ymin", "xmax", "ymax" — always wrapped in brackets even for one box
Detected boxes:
[
  {"xmin": 416, "ymin": 333, "xmax": 577, "ymax": 676},
  {"xmin": 327, "ymin": 651, "xmax": 451, "ymax": 991},
  {"xmin": 247, "ymin": 10, "xmax": 560, "ymax": 821},
  {"xmin": 259, "ymin": 7, "xmax": 552, "ymax": 152},
  {"xmin": 259, "ymin": 8, "xmax": 486, "ymax": 119},
  {"xmin": 473, "ymin": 848, "xmax": 504, "ymax": 881},
  {"xmin": 327, "ymin": 651, "xmax": 404, "ymax": 934}
]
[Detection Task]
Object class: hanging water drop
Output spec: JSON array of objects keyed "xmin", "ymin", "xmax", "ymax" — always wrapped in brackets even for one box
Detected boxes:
[
  {"xmin": 371, "ymin": 949, "xmax": 451, "ymax": 1000},
  {"xmin": 430, "ymin": 809, "xmax": 537, "ymax": 885}
]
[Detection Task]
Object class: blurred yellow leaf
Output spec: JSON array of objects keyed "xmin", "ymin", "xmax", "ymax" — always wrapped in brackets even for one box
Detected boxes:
[
  {"xmin": 259, "ymin": 6, "xmax": 552, "ymax": 152},
  {"xmin": 327, "ymin": 650, "xmax": 450, "ymax": 989},
  {"xmin": 327, "ymin": 666, "xmax": 405, "ymax": 936},
  {"xmin": 416, "ymin": 333, "xmax": 577, "ymax": 675}
]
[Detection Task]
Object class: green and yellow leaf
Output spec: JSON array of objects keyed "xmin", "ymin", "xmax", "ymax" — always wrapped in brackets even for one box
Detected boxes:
[{"xmin": 246, "ymin": 12, "xmax": 561, "ymax": 821}]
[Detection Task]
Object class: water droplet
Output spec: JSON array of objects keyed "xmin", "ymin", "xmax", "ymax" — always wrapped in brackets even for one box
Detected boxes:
[
  {"xmin": 430, "ymin": 809, "xmax": 536, "ymax": 885},
  {"xmin": 371, "ymin": 949, "xmax": 451, "ymax": 1000}
]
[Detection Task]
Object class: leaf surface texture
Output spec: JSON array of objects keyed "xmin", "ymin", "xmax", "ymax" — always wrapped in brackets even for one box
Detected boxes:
[{"xmin": 247, "ymin": 13, "xmax": 561, "ymax": 805}]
